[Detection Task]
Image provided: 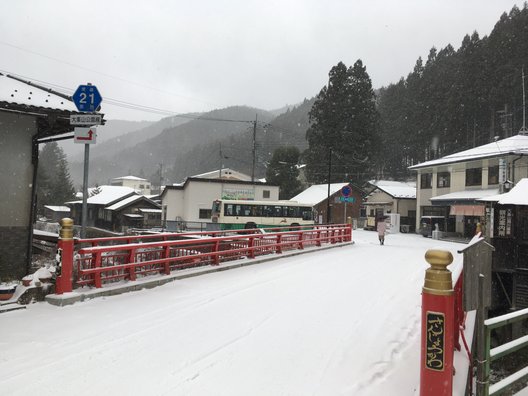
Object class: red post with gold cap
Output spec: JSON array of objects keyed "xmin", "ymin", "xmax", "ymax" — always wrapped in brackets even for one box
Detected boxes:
[
  {"xmin": 420, "ymin": 249, "xmax": 455, "ymax": 396},
  {"xmin": 55, "ymin": 218, "xmax": 74, "ymax": 294}
]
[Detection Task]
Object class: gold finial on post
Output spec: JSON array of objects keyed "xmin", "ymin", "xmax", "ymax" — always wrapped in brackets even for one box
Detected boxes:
[
  {"xmin": 59, "ymin": 218, "xmax": 74, "ymax": 240},
  {"xmin": 423, "ymin": 249, "xmax": 454, "ymax": 296}
]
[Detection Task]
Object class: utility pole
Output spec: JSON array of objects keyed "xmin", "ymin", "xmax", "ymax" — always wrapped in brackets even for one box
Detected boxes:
[
  {"xmin": 326, "ymin": 146, "xmax": 332, "ymax": 224},
  {"xmin": 219, "ymin": 143, "xmax": 223, "ymax": 178},
  {"xmin": 81, "ymin": 142, "xmax": 89, "ymax": 239},
  {"xmin": 158, "ymin": 163, "xmax": 163, "ymax": 194},
  {"xmin": 521, "ymin": 67, "xmax": 527, "ymax": 134},
  {"xmin": 251, "ymin": 114, "xmax": 257, "ymax": 182}
]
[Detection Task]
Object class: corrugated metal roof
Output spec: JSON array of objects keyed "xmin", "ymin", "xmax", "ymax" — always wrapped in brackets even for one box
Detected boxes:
[
  {"xmin": 409, "ymin": 135, "xmax": 528, "ymax": 170},
  {"xmin": 290, "ymin": 183, "xmax": 350, "ymax": 205},
  {"xmin": 0, "ymin": 73, "xmax": 76, "ymax": 112},
  {"xmin": 430, "ymin": 188, "xmax": 499, "ymax": 202}
]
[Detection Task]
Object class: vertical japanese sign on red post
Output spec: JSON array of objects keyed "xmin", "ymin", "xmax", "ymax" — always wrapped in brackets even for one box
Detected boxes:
[
  {"xmin": 420, "ymin": 249, "xmax": 455, "ymax": 396},
  {"xmin": 55, "ymin": 218, "xmax": 74, "ymax": 294}
]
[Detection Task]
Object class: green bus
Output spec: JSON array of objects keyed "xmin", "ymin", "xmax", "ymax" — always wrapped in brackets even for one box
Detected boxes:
[{"xmin": 211, "ymin": 199, "xmax": 314, "ymax": 230}]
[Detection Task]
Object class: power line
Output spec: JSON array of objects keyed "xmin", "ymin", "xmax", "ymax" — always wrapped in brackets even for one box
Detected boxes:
[
  {"xmin": 0, "ymin": 40, "xmax": 217, "ymax": 107},
  {"xmin": 1, "ymin": 68, "xmax": 263, "ymax": 124}
]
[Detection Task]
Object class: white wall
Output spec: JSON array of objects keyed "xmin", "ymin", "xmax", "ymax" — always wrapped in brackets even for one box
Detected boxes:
[
  {"xmin": 118, "ymin": 179, "xmax": 151, "ymax": 195},
  {"xmin": 162, "ymin": 181, "xmax": 279, "ymax": 224},
  {"xmin": 0, "ymin": 113, "xmax": 36, "ymax": 226}
]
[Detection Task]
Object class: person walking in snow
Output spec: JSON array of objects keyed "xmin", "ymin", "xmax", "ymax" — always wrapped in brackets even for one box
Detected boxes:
[{"xmin": 377, "ymin": 218, "xmax": 387, "ymax": 245}]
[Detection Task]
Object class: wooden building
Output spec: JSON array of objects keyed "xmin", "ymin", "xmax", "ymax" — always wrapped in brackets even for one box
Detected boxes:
[
  {"xmin": 290, "ymin": 182, "xmax": 364, "ymax": 224},
  {"xmin": 481, "ymin": 178, "xmax": 528, "ymax": 311}
]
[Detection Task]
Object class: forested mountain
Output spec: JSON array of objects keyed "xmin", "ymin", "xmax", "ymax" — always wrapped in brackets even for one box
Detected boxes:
[
  {"xmin": 66, "ymin": 4, "xmax": 528, "ymax": 189},
  {"xmin": 377, "ymin": 4, "xmax": 528, "ymax": 180},
  {"xmin": 69, "ymin": 107, "xmax": 276, "ymax": 187},
  {"xmin": 167, "ymin": 98, "xmax": 315, "ymax": 182},
  {"xmin": 61, "ymin": 119, "xmax": 154, "ymax": 159},
  {"xmin": 68, "ymin": 114, "xmax": 197, "ymax": 163}
]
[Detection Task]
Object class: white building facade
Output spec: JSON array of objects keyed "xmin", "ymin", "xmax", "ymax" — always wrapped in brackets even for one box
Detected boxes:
[
  {"xmin": 111, "ymin": 176, "xmax": 151, "ymax": 195},
  {"xmin": 409, "ymin": 134, "xmax": 528, "ymax": 237},
  {"xmin": 161, "ymin": 177, "xmax": 279, "ymax": 229}
]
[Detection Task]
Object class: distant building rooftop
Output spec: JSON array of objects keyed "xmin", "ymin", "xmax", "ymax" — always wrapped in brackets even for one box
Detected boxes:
[
  {"xmin": 290, "ymin": 183, "xmax": 350, "ymax": 205},
  {"xmin": 367, "ymin": 180, "xmax": 416, "ymax": 199},
  {"xmin": 409, "ymin": 135, "xmax": 528, "ymax": 170}
]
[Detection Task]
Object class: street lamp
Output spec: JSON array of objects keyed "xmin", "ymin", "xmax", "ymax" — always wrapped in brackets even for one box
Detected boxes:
[{"xmin": 327, "ymin": 147, "xmax": 332, "ymax": 224}]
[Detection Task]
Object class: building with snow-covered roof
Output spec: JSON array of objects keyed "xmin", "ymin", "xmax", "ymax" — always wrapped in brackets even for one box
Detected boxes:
[
  {"xmin": 476, "ymin": 178, "xmax": 528, "ymax": 311},
  {"xmin": 363, "ymin": 180, "xmax": 416, "ymax": 232},
  {"xmin": 161, "ymin": 176, "xmax": 279, "ymax": 230},
  {"xmin": 0, "ymin": 72, "xmax": 99, "ymax": 280},
  {"xmin": 43, "ymin": 205, "xmax": 71, "ymax": 222},
  {"xmin": 66, "ymin": 186, "xmax": 160, "ymax": 232},
  {"xmin": 290, "ymin": 182, "xmax": 363, "ymax": 224},
  {"xmin": 191, "ymin": 168, "xmax": 252, "ymax": 181},
  {"xmin": 111, "ymin": 175, "xmax": 151, "ymax": 195},
  {"xmin": 409, "ymin": 133, "xmax": 528, "ymax": 237}
]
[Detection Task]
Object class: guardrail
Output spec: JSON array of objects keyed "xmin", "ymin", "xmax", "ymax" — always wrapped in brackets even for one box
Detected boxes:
[
  {"xmin": 75, "ymin": 224, "xmax": 325, "ymax": 247},
  {"xmin": 53, "ymin": 223, "xmax": 351, "ymax": 291},
  {"xmin": 484, "ymin": 307, "xmax": 528, "ymax": 395}
]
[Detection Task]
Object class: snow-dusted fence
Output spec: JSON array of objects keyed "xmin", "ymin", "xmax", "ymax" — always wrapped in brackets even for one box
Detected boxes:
[
  {"xmin": 483, "ymin": 308, "xmax": 528, "ymax": 395},
  {"xmin": 54, "ymin": 222, "xmax": 352, "ymax": 291}
]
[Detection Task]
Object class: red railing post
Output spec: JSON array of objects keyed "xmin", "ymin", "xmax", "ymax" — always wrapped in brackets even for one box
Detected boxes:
[
  {"xmin": 453, "ymin": 275, "xmax": 464, "ymax": 352},
  {"xmin": 316, "ymin": 229, "xmax": 322, "ymax": 247},
  {"xmin": 276, "ymin": 234, "xmax": 282, "ymax": 254},
  {"xmin": 128, "ymin": 248, "xmax": 137, "ymax": 281},
  {"xmin": 55, "ymin": 218, "xmax": 74, "ymax": 294},
  {"xmin": 420, "ymin": 249, "xmax": 455, "ymax": 396},
  {"xmin": 163, "ymin": 245, "xmax": 171, "ymax": 275},
  {"xmin": 213, "ymin": 240, "xmax": 220, "ymax": 265},
  {"xmin": 298, "ymin": 231, "xmax": 304, "ymax": 250},
  {"xmin": 94, "ymin": 251, "xmax": 102, "ymax": 288},
  {"xmin": 248, "ymin": 236, "xmax": 255, "ymax": 258}
]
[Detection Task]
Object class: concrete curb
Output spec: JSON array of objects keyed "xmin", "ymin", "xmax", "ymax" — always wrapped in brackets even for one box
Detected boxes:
[{"xmin": 46, "ymin": 241, "xmax": 354, "ymax": 307}]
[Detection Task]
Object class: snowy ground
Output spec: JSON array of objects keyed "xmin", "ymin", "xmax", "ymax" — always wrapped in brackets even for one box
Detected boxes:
[{"xmin": 0, "ymin": 230, "xmax": 466, "ymax": 396}]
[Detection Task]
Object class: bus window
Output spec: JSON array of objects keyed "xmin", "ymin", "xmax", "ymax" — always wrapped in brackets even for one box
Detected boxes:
[
  {"xmin": 287, "ymin": 207, "xmax": 297, "ymax": 217},
  {"xmin": 301, "ymin": 208, "xmax": 313, "ymax": 221},
  {"xmin": 225, "ymin": 204, "xmax": 234, "ymax": 216}
]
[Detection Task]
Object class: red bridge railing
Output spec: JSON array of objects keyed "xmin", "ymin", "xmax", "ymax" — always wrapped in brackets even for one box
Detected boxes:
[{"xmin": 55, "ymin": 222, "xmax": 352, "ymax": 292}]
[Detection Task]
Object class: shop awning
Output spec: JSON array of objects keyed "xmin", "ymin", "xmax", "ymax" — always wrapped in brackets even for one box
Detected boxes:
[{"xmin": 449, "ymin": 204, "xmax": 485, "ymax": 216}]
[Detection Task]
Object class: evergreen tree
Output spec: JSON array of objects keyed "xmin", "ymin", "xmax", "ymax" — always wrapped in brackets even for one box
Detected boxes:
[
  {"xmin": 36, "ymin": 142, "xmax": 76, "ymax": 215},
  {"xmin": 376, "ymin": 3, "xmax": 528, "ymax": 172},
  {"xmin": 304, "ymin": 60, "xmax": 380, "ymax": 184},
  {"xmin": 265, "ymin": 146, "xmax": 302, "ymax": 199}
]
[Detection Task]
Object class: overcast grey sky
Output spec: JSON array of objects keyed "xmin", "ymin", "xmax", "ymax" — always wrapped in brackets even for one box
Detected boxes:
[{"xmin": 0, "ymin": 0, "xmax": 522, "ymax": 121}]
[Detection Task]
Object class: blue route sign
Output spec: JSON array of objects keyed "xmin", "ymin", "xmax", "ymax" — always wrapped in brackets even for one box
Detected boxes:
[{"xmin": 72, "ymin": 85, "xmax": 102, "ymax": 112}]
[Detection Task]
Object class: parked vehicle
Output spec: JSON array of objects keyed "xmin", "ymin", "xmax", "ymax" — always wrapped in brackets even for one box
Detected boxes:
[{"xmin": 419, "ymin": 216, "xmax": 446, "ymax": 237}]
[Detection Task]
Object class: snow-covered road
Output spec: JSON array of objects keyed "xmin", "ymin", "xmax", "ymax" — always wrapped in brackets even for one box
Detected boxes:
[{"xmin": 0, "ymin": 230, "xmax": 465, "ymax": 396}]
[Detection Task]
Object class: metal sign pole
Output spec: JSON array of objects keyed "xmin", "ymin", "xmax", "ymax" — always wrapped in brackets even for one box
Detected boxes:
[{"xmin": 81, "ymin": 143, "xmax": 90, "ymax": 239}]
